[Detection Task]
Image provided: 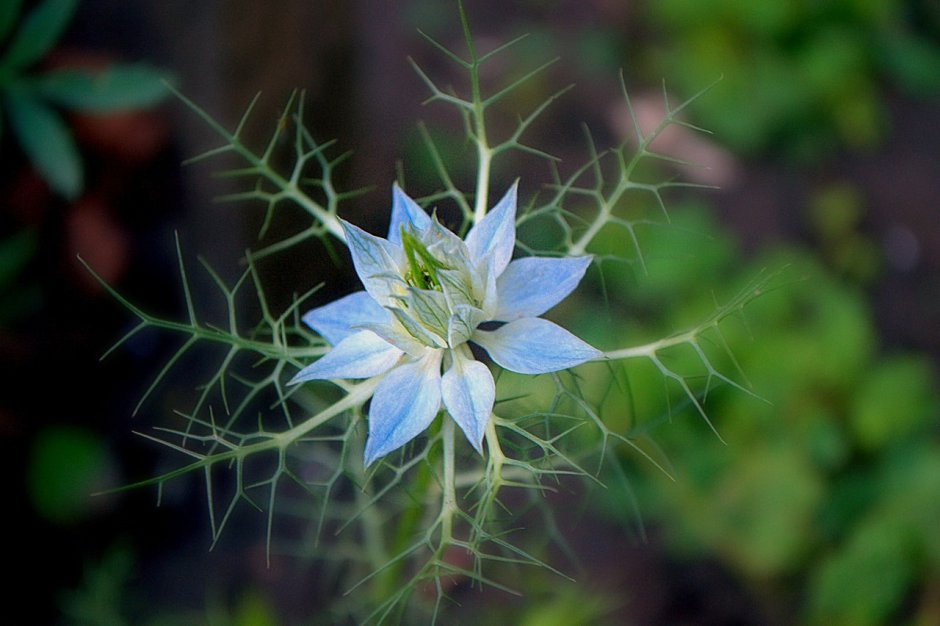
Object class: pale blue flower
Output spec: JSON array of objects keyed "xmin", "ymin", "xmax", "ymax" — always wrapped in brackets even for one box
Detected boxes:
[{"xmin": 290, "ymin": 183, "xmax": 600, "ymax": 465}]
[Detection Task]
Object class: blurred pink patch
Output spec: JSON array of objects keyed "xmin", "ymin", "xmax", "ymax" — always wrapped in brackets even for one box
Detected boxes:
[
  {"xmin": 68, "ymin": 194, "xmax": 130, "ymax": 290},
  {"xmin": 609, "ymin": 92, "xmax": 740, "ymax": 188}
]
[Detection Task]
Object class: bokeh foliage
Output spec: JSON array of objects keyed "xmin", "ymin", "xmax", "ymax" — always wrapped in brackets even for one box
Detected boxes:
[
  {"xmin": 645, "ymin": 0, "xmax": 940, "ymax": 159},
  {"xmin": 594, "ymin": 203, "xmax": 940, "ymax": 625}
]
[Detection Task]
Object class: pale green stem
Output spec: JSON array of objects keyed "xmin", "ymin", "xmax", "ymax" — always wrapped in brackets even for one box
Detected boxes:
[
  {"xmin": 473, "ymin": 142, "xmax": 492, "ymax": 224},
  {"xmin": 568, "ymin": 178, "xmax": 630, "ymax": 256},
  {"xmin": 283, "ymin": 182, "xmax": 346, "ymax": 243},
  {"xmin": 125, "ymin": 377, "xmax": 380, "ymax": 495},
  {"xmin": 466, "ymin": 33, "xmax": 492, "ymax": 224},
  {"xmin": 351, "ymin": 428, "xmax": 387, "ymax": 572},
  {"xmin": 601, "ymin": 330, "xmax": 699, "ymax": 361},
  {"xmin": 440, "ymin": 417, "xmax": 456, "ymax": 541},
  {"xmin": 274, "ymin": 377, "xmax": 379, "ymax": 446},
  {"xmin": 483, "ymin": 416, "xmax": 506, "ymax": 469}
]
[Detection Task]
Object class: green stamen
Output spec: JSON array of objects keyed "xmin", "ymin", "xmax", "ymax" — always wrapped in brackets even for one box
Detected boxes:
[{"xmin": 400, "ymin": 227, "xmax": 447, "ymax": 290}]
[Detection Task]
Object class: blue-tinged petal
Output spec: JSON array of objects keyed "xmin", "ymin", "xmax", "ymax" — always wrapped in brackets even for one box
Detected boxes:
[
  {"xmin": 387, "ymin": 183, "xmax": 431, "ymax": 245},
  {"xmin": 474, "ymin": 253, "xmax": 499, "ymax": 320},
  {"xmin": 494, "ymin": 256, "xmax": 592, "ymax": 321},
  {"xmin": 302, "ymin": 291, "xmax": 390, "ymax": 345},
  {"xmin": 364, "ymin": 350, "xmax": 443, "ymax": 465},
  {"xmin": 441, "ymin": 350, "xmax": 494, "ymax": 454},
  {"xmin": 464, "ymin": 182, "xmax": 517, "ymax": 276},
  {"xmin": 388, "ymin": 306, "xmax": 447, "ymax": 349},
  {"xmin": 341, "ymin": 219, "xmax": 405, "ymax": 305},
  {"xmin": 423, "ymin": 217, "xmax": 469, "ymax": 263},
  {"xmin": 472, "ymin": 318, "xmax": 601, "ymax": 374},
  {"xmin": 438, "ymin": 267, "xmax": 475, "ymax": 310},
  {"xmin": 357, "ymin": 319, "xmax": 426, "ymax": 357},
  {"xmin": 447, "ymin": 303, "xmax": 485, "ymax": 347},
  {"xmin": 289, "ymin": 330, "xmax": 402, "ymax": 384},
  {"xmin": 397, "ymin": 286, "xmax": 450, "ymax": 338}
]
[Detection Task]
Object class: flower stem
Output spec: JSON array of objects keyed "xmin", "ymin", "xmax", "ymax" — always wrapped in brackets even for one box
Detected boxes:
[
  {"xmin": 460, "ymin": 3, "xmax": 492, "ymax": 225},
  {"xmin": 602, "ymin": 330, "xmax": 698, "ymax": 361},
  {"xmin": 484, "ymin": 416, "xmax": 506, "ymax": 468},
  {"xmin": 568, "ymin": 177, "xmax": 630, "ymax": 256},
  {"xmin": 440, "ymin": 417, "xmax": 456, "ymax": 541},
  {"xmin": 473, "ymin": 145, "xmax": 492, "ymax": 224}
]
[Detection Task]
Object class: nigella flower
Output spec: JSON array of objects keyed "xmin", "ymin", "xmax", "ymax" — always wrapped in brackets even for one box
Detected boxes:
[{"xmin": 290, "ymin": 183, "xmax": 600, "ymax": 465}]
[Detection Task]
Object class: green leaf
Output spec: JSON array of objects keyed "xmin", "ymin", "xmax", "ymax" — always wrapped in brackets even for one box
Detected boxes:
[
  {"xmin": 808, "ymin": 515, "xmax": 915, "ymax": 626},
  {"xmin": 5, "ymin": 89, "xmax": 83, "ymax": 199},
  {"xmin": 849, "ymin": 355, "xmax": 939, "ymax": 450},
  {"xmin": 880, "ymin": 35, "xmax": 940, "ymax": 96},
  {"xmin": 31, "ymin": 64, "xmax": 174, "ymax": 112},
  {"xmin": 0, "ymin": 0, "xmax": 24, "ymax": 46},
  {"xmin": 0, "ymin": 0, "xmax": 78, "ymax": 72}
]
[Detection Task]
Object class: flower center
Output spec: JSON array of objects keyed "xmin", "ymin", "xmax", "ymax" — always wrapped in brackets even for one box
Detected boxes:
[{"xmin": 400, "ymin": 227, "xmax": 447, "ymax": 291}]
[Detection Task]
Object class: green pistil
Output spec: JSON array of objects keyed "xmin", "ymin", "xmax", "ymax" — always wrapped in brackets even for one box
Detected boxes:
[{"xmin": 400, "ymin": 227, "xmax": 447, "ymax": 290}]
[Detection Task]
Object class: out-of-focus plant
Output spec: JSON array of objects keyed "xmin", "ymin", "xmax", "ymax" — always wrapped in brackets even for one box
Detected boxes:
[
  {"xmin": 0, "ymin": 0, "xmax": 170, "ymax": 199},
  {"xmin": 594, "ymin": 203, "xmax": 940, "ymax": 625},
  {"xmin": 60, "ymin": 544, "xmax": 282, "ymax": 626},
  {"xmin": 644, "ymin": 0, "xmax": 940, "ymax": 159}
]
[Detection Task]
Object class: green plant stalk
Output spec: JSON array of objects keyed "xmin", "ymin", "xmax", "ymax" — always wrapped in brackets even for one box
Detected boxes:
[
  {"xmin": 350, "ymin": 426, "xmax": 388, "ymax": 583},
  {"xmin": 440, "ymin": 417, "xmax": 457, "ymax": 542},
  {"xmin": 170, "ymin": 87, "xmax": 346, "ymax": 243},
  {"xmin": 459, "ymin": 3, "xmax": 493, "ymax": 225},
  {"xmin": 371, "ymin": 439, "xmax": 435, "ymax": 602},
  {"xmin": 114, "ymin": 376, "xmax": 379, "ymax": 493}
]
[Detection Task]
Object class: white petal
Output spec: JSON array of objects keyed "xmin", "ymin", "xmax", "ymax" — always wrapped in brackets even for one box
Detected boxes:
[
  {"xmin": 302, "ymin": 291, "xmax": 390, "ymax": 345},
  {"xmin": 474, "ymin": 254, "xmax": 499, "ymax": 320},
  {"xmin": 473, "ymin": 318, "xmax": 601, "ymax": 374},
  {"xmin": 289, "ymin": 330, "xmax": 402, "ymax": 383},
  {"xmin": 464, "ymin": 182, "xmax": 517, "ymax": 276},
  {"xmin": 447, "ymin": 304, "xmax": 485, "ymax": 347},
  {"xmin": 494, "ymin": 256, "xmax": 592, "ymax": 321},
  {"xmin": 387, "ymin": 183, "xmax": 431, "ymax": 245},
  {"xmin": 441, "ymin": 352, "xmax": 494, "ymax": 454},
  {"xmin": 341, "ymin": 219, "xmax": 404, "ymax": 305},
  {"xmin": 357, "ymin": 319, "xmax": 426, "ymax": 356},
  {"xmin": 388, "ymin": 306, "xmax": 447, "ymax": 349},
  {"xmin": 423, "ymin": 218, "xmax": 471, "ymax": 269},
  {"xmin": 438, "ymin": 267, "xmax": 475, "ymax": 310},
  {"xmin": 398, "ymin": 287, "xmax": 450, "ymax": 338},
  {"xmin": 364, "ymin": 350, "xmax": 443, "ymax": 465}
]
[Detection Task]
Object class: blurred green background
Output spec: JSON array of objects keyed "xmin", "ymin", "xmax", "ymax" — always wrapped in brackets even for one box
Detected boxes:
[{"xmin": 3, "ymin": 0, "xmax": 939, "ymax": 623}]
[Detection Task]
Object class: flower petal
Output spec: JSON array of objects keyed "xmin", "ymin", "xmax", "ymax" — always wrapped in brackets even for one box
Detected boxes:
[
  {"xmin": 302, "ymin": 291, "xmax": 390, "ymax": 345},
  {"xmin": 472, "ymin": 318, "xmax": 601, "ymax": 374},
  {"xmin": 388, "ymin": 306, "xmax": 447, "ymax": 349},
  {"xmin": 441, "ymin": 351, "xmax": 494, "ymax": 454},
  {"xmin": 387, "ymin": 183, "xmax": 431, "ymax": 245},
  {"xmin": 364, "ymin": 350, "xmax": 443, "ymax": 465},
  {"xmin": 357, "ymin": 319, "xmax": 426, "ymax": 357},
  {"xmin": 341, "ymin": 219, "xmax": 404, "ymax": 305},
  {"xmin": 474, "ymin": 253, "xmax": 500, "ymax": 320},
  {"xmin": 397, "ymin": 287, "xmax": 450, "ymax": 339},
  {"xmin": 447, "ymin": 303, "xmax": 485, "ymax": 347},
  {"xmin": 494, "ymin": 256, "xmax": 592, "ymax": 321},
  {"xmin": 289, "ymin": 330, "xmax": 402, "ymax": 384},
  {"xmin": 423, "ymin": 219, "xmax": 472, "ymax": 274},
  {"xmin": 464, "ymin": 182, "xmax": 517, "ymax": 276}
]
